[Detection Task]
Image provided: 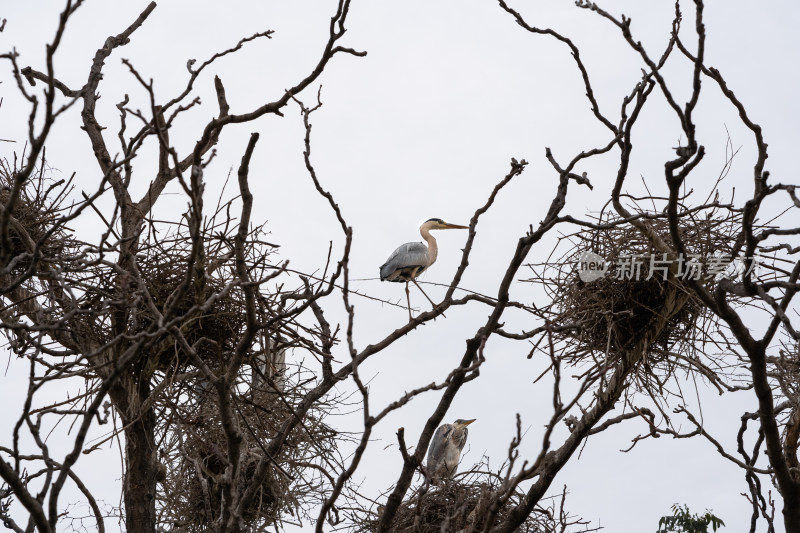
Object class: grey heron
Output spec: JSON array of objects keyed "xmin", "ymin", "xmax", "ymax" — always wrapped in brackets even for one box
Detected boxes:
[
  {"xmin": 252, "ymin": 336, "xmax": 286, "ymax": 392},
  {"xmin": 426, "ymin": 418, "xmax": 475, "ymax": 483},
  {"xmin": 379, "ymin": 218, "xmax": 468, "ymax": 320}
]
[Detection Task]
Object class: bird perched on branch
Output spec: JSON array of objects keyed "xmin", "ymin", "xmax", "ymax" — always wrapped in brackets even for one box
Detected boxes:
[
  {"xmin": 426, "ymin": 418, "xmax": 475, "ymax": 483},
  {"xmin": 379, "ymin": 218, "xmax": 468, "ymax": 320},
  {"xmin": 251, "ymin": 335, "xmax": 286, "ymax": 392}
]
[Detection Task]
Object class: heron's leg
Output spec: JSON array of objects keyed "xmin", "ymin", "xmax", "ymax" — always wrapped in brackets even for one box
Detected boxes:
[
  {"xmin": 410, "ymin": 278, "xmax": 446, "ymax": 318},
  {"xmin": 405, "ymin": 282, "xmax": 412, "ymax": 322}
]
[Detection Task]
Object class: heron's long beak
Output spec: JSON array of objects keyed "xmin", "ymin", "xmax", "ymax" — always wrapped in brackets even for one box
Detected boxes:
[
  {"xmin": 460, "ymin": 419, "xmax": 476, "ymax": 427},
  {"xmin": 443, "ymin": 223, "xmax": 468, "ymax": 229}
]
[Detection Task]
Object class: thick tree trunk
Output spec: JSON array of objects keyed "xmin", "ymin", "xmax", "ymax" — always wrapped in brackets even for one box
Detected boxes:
[
  {"xmin": 785, "ymin": 493, "xmax": 800, "ymax": 533},
  {"xmin": 121, "ymin": 381, "xmax": 158, "ymax": 533}
]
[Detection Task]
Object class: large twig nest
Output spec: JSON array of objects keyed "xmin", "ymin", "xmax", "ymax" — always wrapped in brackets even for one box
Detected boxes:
[
  {"xmin": 126, "ymin": 215, "xmax": 284, "ymax": 376},
  {"xmin": 528, "ymin": 207, "xmax": 743, "ymax": 381},
  {"xmin": 350, "ymin": 470, "xmax": 566, "ymax": 533},
  {"xmin": 132, "ymin": 248, "xmax": 249, "ymax": 373},
  {"xmin": 0, "ymin": 158, "xmax": 72, "ymax": 274},
  {"xmin": 160, "ymin": 384, "xmax": 339, "ymax": 531}
]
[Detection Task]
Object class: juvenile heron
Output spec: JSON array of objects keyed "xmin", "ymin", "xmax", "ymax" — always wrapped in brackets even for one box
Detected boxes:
[
  {"xmin": 379, "ymin": 218, "xmax": 468, "ymax": 320},
  {"xmin": 426, "ymin": 418, "xmax": 475, "ymax": 483}
]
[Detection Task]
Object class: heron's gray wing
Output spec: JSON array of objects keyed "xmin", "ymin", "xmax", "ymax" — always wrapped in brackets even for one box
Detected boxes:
[
  {"xmin": 379, "ymin": 242, "xmax": 429, "ymax": 281},
  {"xmin": 426, "ymin": 423, "xmax": 453, "ymax": 469}
]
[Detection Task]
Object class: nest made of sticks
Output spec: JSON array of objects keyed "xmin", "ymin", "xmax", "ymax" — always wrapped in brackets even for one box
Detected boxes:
[
  {"xmin": 0, "ymin": 157, "xmax": 73, "ymax": 274},
  {"xmin": 529, "ymin": 207, "xmax": 742, "ymax": 379},
  {"xmin": 132, "ymin": 247, "xmax": 249, "ymax": 373},
  {"xmin": 350, "ymin": 472, "xmax": 560, "ymax": 533},
  {"xmin": 123, "ymin": 211, "xmax": 285, "ymax": 375},
  {"xmin": 160, "ymin": 382, "xmax": 340, "ymax": 531}
]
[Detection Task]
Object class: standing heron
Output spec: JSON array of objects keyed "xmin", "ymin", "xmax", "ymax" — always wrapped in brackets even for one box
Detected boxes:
[
  {"xmin": 426, "ymin": 418, "xmax": 476, "ymax": 483},
  {"xmin": 379, "ymin": 218, "xmax": 468, "ymax": 320},
  {"xmin": 251, "ymin": 335, "xmax": 286, "ymax": 393}
]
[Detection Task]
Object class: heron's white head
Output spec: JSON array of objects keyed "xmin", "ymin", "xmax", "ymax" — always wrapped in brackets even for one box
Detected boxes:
[
  {"xmin": 453, "ymin": 418, "xmax": 476, "ymax": 428},
  {"xmin": 421, "ymin": 218, "xmax": 468, "ymax": 231}
]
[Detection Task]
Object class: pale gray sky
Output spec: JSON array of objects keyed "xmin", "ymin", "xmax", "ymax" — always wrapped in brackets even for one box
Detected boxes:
[{"xmin": 2, "ymin": 1, "xmax": 799, "ymax": 531}]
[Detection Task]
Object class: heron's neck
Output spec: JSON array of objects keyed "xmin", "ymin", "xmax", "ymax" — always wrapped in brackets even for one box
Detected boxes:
[{"xmin": 420, "ymin": 226, "xmax": 438, "ymax": 265}]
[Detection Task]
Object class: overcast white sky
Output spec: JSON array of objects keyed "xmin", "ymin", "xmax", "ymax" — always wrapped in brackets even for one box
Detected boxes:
[{"xmin": 2, "ymin": 1, "xmax": 800, "ymax": 532}]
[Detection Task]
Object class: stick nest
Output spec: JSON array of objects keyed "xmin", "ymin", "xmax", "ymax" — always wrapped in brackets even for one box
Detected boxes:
[
  {"xmin": 350, "ymin": 472, "xmax": 562, "ymax": 533},
  {"xmin": 0, "ymin": 158, "xmax": 73, "ymax": 275},
  {"xmin": 529, "ymin": 208, "xmax": 742, "ymax": 378},
  {"xmin": 131, "ymin": 247, "xmax": 250, "ymax": 373},
  {"xmin": 161, "ymin": 384, "xmax": 339, "ymax": 530}
]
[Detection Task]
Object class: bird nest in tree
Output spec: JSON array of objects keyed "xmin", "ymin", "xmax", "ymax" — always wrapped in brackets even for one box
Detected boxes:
[
  {"xmin": 131, "ymin": 246, "xmax": 251, "ymax": 373},
  {"xmin": 0, "ymin": 157, "xmax": 73, "ymax": 275},
  {"xmin": 160, "ymin": 384, "xmax": 340, "ymax": 531},
  {"xmin": 527, "ymin": 206, "xmax": 743, "ymax": 380},
  {"xmin": 125, "ymin": 213, "xmax": 282, "ymax": 375},
  {"xmin": 350, "ymin": 469, "xmax": 584, "ymax": 533}
]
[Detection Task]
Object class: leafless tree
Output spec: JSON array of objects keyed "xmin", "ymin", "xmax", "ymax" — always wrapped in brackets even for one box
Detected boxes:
[{"xmin": 1, "ymin": 1, "xmax": 798, "ymax": 533}]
